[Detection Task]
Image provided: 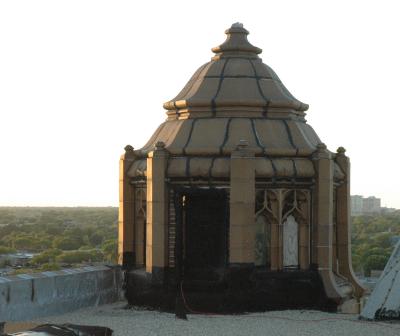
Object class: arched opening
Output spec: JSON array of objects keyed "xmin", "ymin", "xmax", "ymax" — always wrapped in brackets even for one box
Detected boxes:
[
  {"xmin": 175, "ymin": 187, "xmax": 228, "ymax": 281},
  {"xmin": 283, "ymin": 215, "xmax": 299, "ymax": 268},
  {"xmin": 135, "ymin": 209, "xmax": 146, "ymax": 267},
  {"xmin": 255, "ymin": 213, "xmax": 271, "ymax": 267},
  {"xmin": 135, "ymin": 188, "xmax": 146, "ymax": 267}
]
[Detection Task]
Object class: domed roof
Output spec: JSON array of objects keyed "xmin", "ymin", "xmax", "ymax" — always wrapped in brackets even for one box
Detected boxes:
[
  {"xmin": 127, "ymin": 24, "xmax": 336, "ymax": 181},
  {"xmin": 163, "ymin": 23, "xmax": 308, "ymax": 120}
]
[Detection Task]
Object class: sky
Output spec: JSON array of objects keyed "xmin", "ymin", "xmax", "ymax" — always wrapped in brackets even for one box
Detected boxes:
[{"xmin": 0, "ymin": 0, "xmax": 399, "ymax": 208}]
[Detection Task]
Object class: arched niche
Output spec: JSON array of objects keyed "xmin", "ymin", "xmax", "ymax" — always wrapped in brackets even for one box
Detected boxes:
[
  {"xmin": 255, "ymin": 213, "xmax": 271, "ymax": 267},
  {"xmin": 254, "ymin": 189, "xmax": 274, "ymax": 268},
  {"xmin": 283, "ymin": 214, "xmax": 299, "ymax": 268},
  {"xmin": 135, "ymin": 187, "xmax": 146, "ymax": 267}
]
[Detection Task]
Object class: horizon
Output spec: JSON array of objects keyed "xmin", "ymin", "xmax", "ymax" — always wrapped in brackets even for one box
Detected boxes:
[
  {"xmin": 1, "ymin": 0, "xmax": 400, "ymax": 208},
  {"xmin": 0, "ymin": 193, "xmax": 397, "ymax": 210}
]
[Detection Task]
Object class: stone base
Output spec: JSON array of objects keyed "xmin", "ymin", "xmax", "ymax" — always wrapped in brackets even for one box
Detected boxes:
[
  {"xmin": 124, "ymin": 266, "xmax": 337, "ymax": 313},
  {"xmin": 338, "ymin": 298, "xmax": 360, "ymax": 314}
]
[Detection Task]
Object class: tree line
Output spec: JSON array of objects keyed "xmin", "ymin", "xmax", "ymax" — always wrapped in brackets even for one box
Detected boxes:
[
  {"xmin": 0, "ymin": 207, "xmax": 399, "ymax": 276},
  {"xmin": 351, "ymin": 211, "xmax": 400, "ymax": 276},
  {"xmin": 0, "ymin": 207, "xmax": 118, "ymax": 273}
]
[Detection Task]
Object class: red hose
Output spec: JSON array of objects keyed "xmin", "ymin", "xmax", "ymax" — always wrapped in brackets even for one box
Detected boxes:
[{"xmin": 180, "ymin": 280, "xmax": 224, "ymax": 316}]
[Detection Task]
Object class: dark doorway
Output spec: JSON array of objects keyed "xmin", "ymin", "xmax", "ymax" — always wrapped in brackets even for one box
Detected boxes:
[{"xmin": 175, "ymin": 188, "xmax": 228, "ymax": 280}]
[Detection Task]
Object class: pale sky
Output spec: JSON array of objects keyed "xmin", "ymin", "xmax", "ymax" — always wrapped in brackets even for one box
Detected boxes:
[{"xmin": 1, "ymin": 0, "xmax": 399, "ymax": 208}]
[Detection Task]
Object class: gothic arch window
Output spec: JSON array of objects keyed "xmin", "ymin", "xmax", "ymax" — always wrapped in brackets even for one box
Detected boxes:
[
  {"xmin": 255, "ymin": 214, "xmax": 271, "ymax": 266},
  {"xmin": 255, "ymin": 188, "xmax": 310, "ymax": 270},
  {"xmin": 283, "ymin": 215, "xmax": 299, "ymax": 268},
  {"xmin": 281, "ymin": 190, "xmax": 308, "ymax": 269},
  {"xmin": 255, "ymin": 190, "xmax": 273, "ymax": 267},
  {"xmin": 135, "ymin": 187, "xmax": 146, "ymax": 267}
]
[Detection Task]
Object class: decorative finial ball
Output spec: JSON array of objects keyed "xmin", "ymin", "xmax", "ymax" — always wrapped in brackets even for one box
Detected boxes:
[
  {"xmin": 316, "ymin": 143, "xmax": 327, "ymax": 151},
  {"xmin": 155, "ymin": 141, "xmax": 166, "ymax": 150},
  {"xmin": 337, "ymin": 147, "xmax": 346, "ymax": 154},
  {"xmin": 232, "ymin": 22, "xmax": 244, "ymax": 28},
  {"xmin": 124, "ymin": 145, "xmax": 134, "ymax": 152}
]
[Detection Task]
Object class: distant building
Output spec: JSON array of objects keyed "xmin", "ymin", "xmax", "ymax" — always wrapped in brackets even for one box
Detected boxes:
[
  {"xmin": 351, "ymin": 195, "xmax": 381, "ymax": 215},
  {"xmin": 363, "ymin": 196, "xmax": 381, "ymax": 214},
  {"xmin": 0, "ymin": 252, "xmax": 35, "ymax": 267},
  {"xmin": 381, "ymin": 207, "xmax": 397, "ymax": 214},
  {"xmin": 351, "ymin": 195, "xmax": 364, "ymax": 216}
]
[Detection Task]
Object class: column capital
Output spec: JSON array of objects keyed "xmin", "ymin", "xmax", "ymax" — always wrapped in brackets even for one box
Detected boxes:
[
  {"xmin": 121, "ymin": 144, "xmax": 136, "ymax": 160},
  {"xmin": 231, "ymin": 139, "xmax": 255, "ymax": 158},
  {"xmin": 335, "ymin": 146, "xmax": 350, "ymax": 173},
  {"xmin": 312, "ymin": 143, "xmax": 332, "ymax": 160},
  {"xmin": 336, "ymin": 146, "xmax": 346, "ymax": 156},
  {"xmin": 148, "ymin": 141, "xmax": 169, "ymax": 159}
]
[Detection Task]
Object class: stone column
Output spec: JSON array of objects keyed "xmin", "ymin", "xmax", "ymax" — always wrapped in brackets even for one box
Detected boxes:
[
  {"xmin": 299, "ymin": 222, "xmax": 309, "ymax": 270},
  {"xmin": 313, "ymin": 143, "xmax": 344, "ymax": 301},
  {"xmin": 277, "ymin": 190, "xmax": 287, "ymax": 270},
  {"xmin": 299, "ymin": 191, "xmax": 310, "ymax": 270},
  {"xmin": 118, "ymin": 145, "xmax": 135, "ymax": 269},
  {"xmin": 229, "ymin": 140, "xmax": 256, "ymax": 265},
  {"xmin": 269, "ymin": 192, "xmax": 280, "ymax": 271},
  {"xmin": 146, "ymin": 141, "xmax": 168, "ymax": 280},
  {"xmin": 335, "ymin": 147, "xmax": 365, "ymax": 298}
]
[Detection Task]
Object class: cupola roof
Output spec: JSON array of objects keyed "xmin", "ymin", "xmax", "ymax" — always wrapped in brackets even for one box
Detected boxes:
[
  {"xmin": 163, "ymin": 23, "xmax": 308, "ymax": 119},
  {"xmin": 125, "ymin": 24, "xmax": 346, "ymax": 181}
]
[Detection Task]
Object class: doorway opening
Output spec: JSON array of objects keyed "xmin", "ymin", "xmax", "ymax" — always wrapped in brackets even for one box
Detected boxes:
[{"xmin": 175, "ymin": 188, "xmax": 228, "ymax": 281}]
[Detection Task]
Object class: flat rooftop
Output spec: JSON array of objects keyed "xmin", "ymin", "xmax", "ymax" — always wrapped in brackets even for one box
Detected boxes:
[{"xmin": 6, "ymin": 302, "xmax": 399, "ymax": 336}]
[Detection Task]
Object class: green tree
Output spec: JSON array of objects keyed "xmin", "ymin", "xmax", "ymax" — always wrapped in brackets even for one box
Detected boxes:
[
  {"xmin": 13, "ymin": 236, "xmax": 36, "ymax": 251},
  {"xmin": 364, "ymin": 255, "xmax": 388, "ymax": 276},
  {"xmin": 53, "ymin": 237, "xmax": 82, "ymax": 250},
  {"xmin": 102, "ymin": 240, "xmax": 117, "ymax": 263},
  {"xmin": 89, "ymin": 232, "xmax": 103, "ymax": 246},
  {"xmin": 56, "ymin": 249, "xmax": 104, "ymax": 264},
  {"xmin": 39, "ymin": 263, "xmax": 61, "ymax": 272},
  {"xmin": 0, "ymin": 246, "xmax": 16, "ymax": 254},
  {"xmin": 372, "ymin": 232, "xmax": 392, "ymax": 249},
  {"xmin": 32, "ymin": 249, "xmax": 62, "ymax": 265}
]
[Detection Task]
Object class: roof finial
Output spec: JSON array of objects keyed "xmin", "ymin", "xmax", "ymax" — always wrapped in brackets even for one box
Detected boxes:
[
  {"xmin": 232, "ymin": 22, "xmax": 243, "ymax": 28},
  {"xmin": 212, "ymin": 23, "xmax": 262, "ymax": 59}
]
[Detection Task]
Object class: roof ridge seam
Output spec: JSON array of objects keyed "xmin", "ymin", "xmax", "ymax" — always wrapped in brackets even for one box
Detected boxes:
[
  {"xmin": 211, "ymin": 58, "xmax": 230, "ymax": 117},
  {"xmin": 249, "ymin": 59, "xmax": 270, "ymax": 117}
]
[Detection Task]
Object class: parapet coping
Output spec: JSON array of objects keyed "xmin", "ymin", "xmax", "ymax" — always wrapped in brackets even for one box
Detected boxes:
[{"xmin": 0, "ymin": 265, "xmax": 113, "ymax": 283}]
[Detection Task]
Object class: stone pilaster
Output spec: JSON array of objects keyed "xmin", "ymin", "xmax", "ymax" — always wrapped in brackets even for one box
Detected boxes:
[
  {"xmin": 118, "ymin": 145, "xmax": 136, "ymax": 269},
  {"xmin": 146, "ymin": 141, "xmax": 168, "ymax": 277},
  {"xmin": 270, "ymin": 196, "xmax": 280, "ymax": 271},
  {"xmin": 277, "ymin": 190, "xmax": 284, "ymax": 270},
  {"xmin": 335, "ymin": 147, "xmax": 365, "ymax": 298},
  {"xmin": 313, "ymin": 143, "xmax": 344, "ymax": 301},
  {"xmin": 299, "ymin": 220, "xmax": 309, "ymax": 270},
  {"xmin": 301, "ymin": 191, "xmax": 311, "ymax": 270},
  {"xmin": 229, "ymin": 140, "xmax": 256, "ymax": 265}
]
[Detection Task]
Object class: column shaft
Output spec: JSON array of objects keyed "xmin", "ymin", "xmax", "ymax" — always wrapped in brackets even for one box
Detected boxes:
[
  {"xmin": 335, "ymin": 149, "xmax": 365, "ymax": 297},
  {"xmin": 314, "ymin": 144, "xmax": 344, "ymax": 301},
  {"xmin": 118, "ymin": 146, "xmax": 135, "ymax": 269},
  {"xmin": 146, "ymin": 143, "xmax": 168, "ymax": 275},
  {"xmin": 229, "ymin": 143, "xmax": 255, "ymax": 265}
]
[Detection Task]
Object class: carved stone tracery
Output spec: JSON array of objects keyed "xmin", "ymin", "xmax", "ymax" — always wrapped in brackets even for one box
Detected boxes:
[{"xmin": 255, "ymin": 188, "xmax": 310, "ymax": 270}]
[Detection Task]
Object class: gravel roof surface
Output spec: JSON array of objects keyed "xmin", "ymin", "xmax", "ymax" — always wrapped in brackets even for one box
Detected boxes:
[{"xmin": 29, "ymin": 302, "xmax": 400, "ymax": 336}]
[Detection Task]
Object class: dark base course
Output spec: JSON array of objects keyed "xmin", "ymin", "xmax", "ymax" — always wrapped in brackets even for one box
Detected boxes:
[{"xmin": 124, "ymin": 267, "xmax": 337, "ymax": 314}]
